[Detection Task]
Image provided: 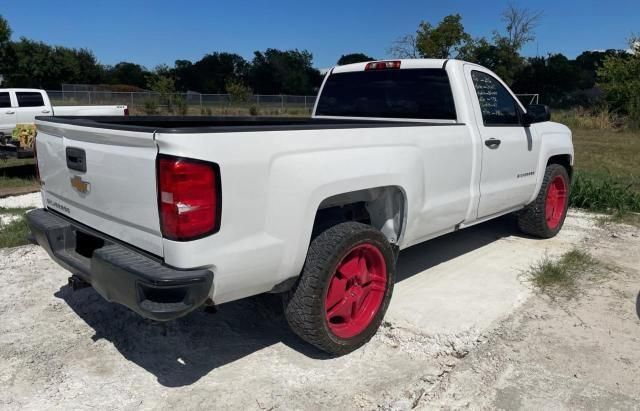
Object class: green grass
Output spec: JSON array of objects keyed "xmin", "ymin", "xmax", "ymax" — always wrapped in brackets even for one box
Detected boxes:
[
  {"xmin": 570, "ymin": 171, "xmax": 640, "ymax": 213},
  {"xmin": 0, "ymin": 176, "xmax": 37, "ymax": 190},
  {"xmin": 528, "ymin": 249, "xmax": 601, "ymax": 298},
  {"xmin": 0, "ymin": 208, "xmax": 31, "ymax": 248},
  {"xmin": 569, "ymin": 128, "xmax": 640, "ymax": 214}
]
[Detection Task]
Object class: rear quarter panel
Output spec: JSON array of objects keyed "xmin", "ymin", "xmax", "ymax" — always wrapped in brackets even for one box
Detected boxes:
[{"xmin": 155, "ymin": 124, "xmax": 472, "ymax": 304}]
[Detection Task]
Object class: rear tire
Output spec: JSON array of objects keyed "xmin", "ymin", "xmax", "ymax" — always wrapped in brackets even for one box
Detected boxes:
[
  {"xmin": 517, "ymin": 163, "xmax": 570, "ymax": 238},
  {"xmin": 284, "ymin": 221, "xmax": 395, "ymax": 356}
]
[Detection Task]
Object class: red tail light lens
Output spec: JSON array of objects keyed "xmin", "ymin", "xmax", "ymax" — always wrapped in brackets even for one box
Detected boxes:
[
  {"xmin": 158, "ymin": 156, "xmax": 221, "ymax": 241},
  {"xmin": 124, "ymin": 107, "xmax": 130, "ymax": 116},
  {"xmin": 365, "ymin": 61, "xmax": 401, "ymax": 71}
]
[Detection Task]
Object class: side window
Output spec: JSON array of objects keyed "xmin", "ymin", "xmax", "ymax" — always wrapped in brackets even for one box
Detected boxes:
[
  {"xmin": 471, "ymin": 71, "xmax": 520, "ymax": 126},
  {"xmin": 0, "ymin": 92, "xmax": 11, "ymax": 108},
  {"xmin": 16, "ymin": 92, "xmax": 45, "ymax": 108}
]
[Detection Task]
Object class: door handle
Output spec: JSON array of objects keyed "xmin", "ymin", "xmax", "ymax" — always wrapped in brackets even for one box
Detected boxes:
[
  {"xmin": 41, "ymin": 110, "xmax": 51, "ymax": 114},
  {"xmin": 5, "ymin": 111, "xmax": 15, "ymax": 114},
  {"xmin": 484, "ymin": 138, "xmax": 501, "ymax": 149}
]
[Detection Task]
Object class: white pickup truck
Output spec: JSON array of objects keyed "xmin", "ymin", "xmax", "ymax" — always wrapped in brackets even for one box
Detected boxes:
[
  {"xmin": 28, "ymin": 59, "xmax": 573, "ymax": 355},
  {"xmin": 0, "ymin": 88, "xmax": 128, "ymax": 135}
]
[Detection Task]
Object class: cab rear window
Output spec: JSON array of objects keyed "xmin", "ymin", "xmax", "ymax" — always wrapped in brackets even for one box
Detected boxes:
[{"xmin": 316, "ymin": 68, "xmax": 456, "ymax": 120}]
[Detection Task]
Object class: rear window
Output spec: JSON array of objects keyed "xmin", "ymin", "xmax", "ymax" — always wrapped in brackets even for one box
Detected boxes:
[
  {"xmin": 16, "ymin": 92, "xmax": 45, "ymax": 107},
  {"xmin": 316, "ymin": 68, "xmax": 457, "ymax": 120}
]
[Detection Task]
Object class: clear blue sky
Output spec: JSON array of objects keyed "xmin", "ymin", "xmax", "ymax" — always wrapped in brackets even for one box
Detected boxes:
[{"xmin": 2, "ymin": 0, "xmax": 638, "ymax": 69}]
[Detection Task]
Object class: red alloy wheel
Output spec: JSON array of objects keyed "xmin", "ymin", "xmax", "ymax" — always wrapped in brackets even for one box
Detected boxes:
[
  {"xmin": 324, "ymin": 243, "xmax": 388, "ymax": 339},
  {"xmin": 545, "ymin": 175, "xmax": 568, "ymax": 230}
]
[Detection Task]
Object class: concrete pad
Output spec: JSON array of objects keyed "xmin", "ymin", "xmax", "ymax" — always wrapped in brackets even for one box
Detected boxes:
[{"xmin": 388, "ymin": 210, "xmax": 596, "ymax": 335}]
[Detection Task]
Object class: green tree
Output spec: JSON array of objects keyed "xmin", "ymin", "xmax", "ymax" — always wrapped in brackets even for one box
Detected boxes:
[
  {"xmin": 249, "ymin": 49, "xmax": 321, "ymax": 95},
  {"xmin": 337, "ymin": 53, "xmax": 375, "ymax": 65},
  {"xmin": 460, "ymin": 4, "xmax": 541, "ymax": 85},
  {"xmin": 104, "ymin": 62, "xmax": 149, "ymax": 88},
  {"xmin": 415, "ymin": 14, "xmax": 471, "ymax": 59},
  {"xmin": 597, "ymin": 36, "xmax": 640, "ymax": 126},
  {"xmin": 225, "ymin": 79, "xmax": 252, "ymax": 104}
]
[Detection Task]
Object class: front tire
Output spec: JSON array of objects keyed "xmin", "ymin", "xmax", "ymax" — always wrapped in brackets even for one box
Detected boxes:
[
  {"xmin": 517, "ymin": 163, "xmax": 570, "ymax": 238},
  {"xmin": 284, "ymin": 221, "xmax": 395, "ymax": 355}
]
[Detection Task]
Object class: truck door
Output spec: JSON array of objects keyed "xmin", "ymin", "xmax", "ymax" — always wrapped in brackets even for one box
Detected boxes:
[
  {"xmin": 0, "ymin": 91, "xmax": 16, "ymax": 134},
  {"xmin": 464, "ymin": 65, "xmax": 541, "ymax": 219},
  {"xmin": 14, "ymin": 91, "xmax": 51, "ymax": 124}
]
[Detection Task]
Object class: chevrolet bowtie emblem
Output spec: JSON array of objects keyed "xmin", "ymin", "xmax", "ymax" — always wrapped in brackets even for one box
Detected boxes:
[{"xmin": 70, "ymin": 175, "xmax": 91, "ymax": 194}]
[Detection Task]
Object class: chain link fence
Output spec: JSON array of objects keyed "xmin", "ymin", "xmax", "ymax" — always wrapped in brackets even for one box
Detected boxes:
[
  {"xmin": 46, "ymin": 90, "xmax": 540, "ymax": 116},
  {"xmin": 47, "ymin": 90, "xmax": 318, "ymax": 116}
]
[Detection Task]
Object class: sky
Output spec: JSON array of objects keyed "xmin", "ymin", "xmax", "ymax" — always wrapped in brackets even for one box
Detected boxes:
[{"xmin": 2, "ymin": 0, "xmax": 639, "ymax": 69}]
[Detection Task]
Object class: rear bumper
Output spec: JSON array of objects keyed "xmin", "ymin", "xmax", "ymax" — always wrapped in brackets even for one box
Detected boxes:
[{"xmin": 27, "ymin": 208, "xmax": 213, "ymax": 321}]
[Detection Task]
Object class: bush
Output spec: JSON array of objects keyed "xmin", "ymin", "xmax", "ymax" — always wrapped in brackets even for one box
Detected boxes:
[
  {"xmin": 142, "ymin": 100, "xmax": 158, "ymax": 115},
  {"xmin": 551, "ymin": 107, "xmax": 619, "ymax": 130},
  {"xmin": 174, "ymin": 96, "xmax": 188, "ymax": 116},
  {"xmin": 225, "ymin": 80, "xmax": 252, "ymax": 104},
  {"xmin": 249, "ymin": 106, "xmax": 258, "ymax": 116}
]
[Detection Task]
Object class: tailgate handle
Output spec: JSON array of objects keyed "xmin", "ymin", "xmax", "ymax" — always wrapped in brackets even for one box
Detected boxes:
[{"xmin": 66, "ymin": 147, "xmax": 87, "ymax": 172}]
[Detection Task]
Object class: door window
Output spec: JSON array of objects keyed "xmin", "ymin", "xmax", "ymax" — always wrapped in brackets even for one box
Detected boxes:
[
  {"xmin": 16, "ymin": 92, "xmax": 45, "ymax": 107},
  {"xmin": 0, "ymin": 92, "xmax": 11, "ymax": 108},
  {"xmin": 471, "ymin": 71, "xmax": 520, "ymax": 126}
]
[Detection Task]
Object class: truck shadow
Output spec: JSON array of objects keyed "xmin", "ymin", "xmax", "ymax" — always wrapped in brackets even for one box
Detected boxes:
[{"xmin": 54, "ymin": 214, "xmax": 528, "ymax": 388}]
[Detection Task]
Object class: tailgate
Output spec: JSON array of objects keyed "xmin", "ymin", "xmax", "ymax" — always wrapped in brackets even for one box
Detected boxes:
[{"xmin": 35, "ymin": 120, "xmax": 163, "ymax": 256}]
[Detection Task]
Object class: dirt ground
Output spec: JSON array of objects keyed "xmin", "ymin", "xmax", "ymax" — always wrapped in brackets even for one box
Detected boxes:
[{"xmin": 0, "ymin": 202, "xmax": 638, "ymax": 410}]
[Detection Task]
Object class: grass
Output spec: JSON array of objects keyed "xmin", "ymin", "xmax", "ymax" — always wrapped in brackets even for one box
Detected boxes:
[
  {"xmin": 527, "ymin": 249, "xmax": 601, "ymax": 298},
  {"xmin": 569, "ymin": 128, "xmax": 640, "ymax": 214},
  {"xmin": 0, "ymin": 176, "xmax": 37, "ymax": 190},
  {"xmin": 0, "ymin": 207, "xmax": 31, "ymax": 248},
  {"xmin": 0, "ymin": 157, "xmax": 36, "ymax": 169}
]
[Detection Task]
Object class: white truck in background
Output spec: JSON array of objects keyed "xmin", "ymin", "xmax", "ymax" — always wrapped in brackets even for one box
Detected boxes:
[
  {"xmin": 0, "ymin": 88, "xmax": 128, "ymax": 135},
  {"xmin": 28, "ymin": 59, "xmax": 573, "ymax": 355}
]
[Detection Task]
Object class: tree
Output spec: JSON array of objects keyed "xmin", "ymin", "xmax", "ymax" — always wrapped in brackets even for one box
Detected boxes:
[
  {"xmin": 0, "ymin": 15, "xmax": 10, "ymax": 44},
  {"xmin": 387, "ymin": 34, "xmax": 420, "ymax": 58},
  {"xmin": 597, "ymin": 36, "xmax": 640, "ymax": 125},
  {"xmin": 499, "ymin": 3, "xmax": 543, "ymax": 52},
  {"xmin": 460, "ymin": 4, "xmax": 542, "ymax": 85},
  {"xmin": 415, "ymin": 14, "xmax": 472, "ymax": 59},
  {"xmin": 249, "ymin": 49, "xmax": 321, "ymax": 95},
  {"xmin": 337, "ymin": 53, "xmax": 375, "ymax": 65},
  {"xmin": 104, "ymin": 62, "xmax": 149, "ymax": 88}
]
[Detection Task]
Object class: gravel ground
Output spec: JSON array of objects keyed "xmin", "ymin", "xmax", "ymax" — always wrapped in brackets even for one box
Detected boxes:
[{"xmin": 0, "ymin": 207, "xmax": 638, "ymax": 410}]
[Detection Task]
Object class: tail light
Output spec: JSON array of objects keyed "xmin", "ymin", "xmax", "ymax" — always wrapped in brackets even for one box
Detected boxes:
[
  {"xmin": 365, "ymin": 61, "xmax": 401, "ymax": 71},
  {"xmin": 124, "ymin": 107, "xmax": 130, "ymax": 116},
  {"xmin": 157, "ymin": 155, "xmax": 221, "ymax": 241}
]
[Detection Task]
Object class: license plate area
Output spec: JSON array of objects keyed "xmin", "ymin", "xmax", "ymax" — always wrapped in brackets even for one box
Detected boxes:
[{"xmin": 74, "ymin": 229, "xmax": 105, "ymax": 258}]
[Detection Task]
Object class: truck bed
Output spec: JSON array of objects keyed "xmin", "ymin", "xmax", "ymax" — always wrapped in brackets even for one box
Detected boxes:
[{"xmin": 36, "ymin": 115, "xmax": 456, "ymax": 133}]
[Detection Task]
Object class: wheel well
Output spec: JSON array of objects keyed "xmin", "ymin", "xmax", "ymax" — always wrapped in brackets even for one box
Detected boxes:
[
  {"xmin": 547, "ymin": 154, "xmax": 573, "ymax": 179},
  {"xmin": 313, "ymin": 186, "xmax": 406, "ymax": 245}
]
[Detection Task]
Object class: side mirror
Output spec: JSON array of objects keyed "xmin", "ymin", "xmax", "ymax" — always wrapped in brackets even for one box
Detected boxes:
[{"xmin": 522, "ymin": 104, "xmax": 551, "ymax": 126}]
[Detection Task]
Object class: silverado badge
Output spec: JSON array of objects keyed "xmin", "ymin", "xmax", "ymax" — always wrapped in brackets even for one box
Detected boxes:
[{"xmin": 70, "ymin": 175, "xmax": 91, "ymax": 194}]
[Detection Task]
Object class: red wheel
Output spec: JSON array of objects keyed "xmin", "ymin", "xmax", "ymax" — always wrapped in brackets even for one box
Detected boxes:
[
  {"xmin": 518, "ymin": 163, "xmax": 570, "ymax": 238},
  {"xmin": 284, "ymin": 221, "xmax": 395, "ymax": 355},
  {"xmin": 545, "ymin": 175, "xmax": 568, "ymax": 230},
  {"xmin": 325, "ymin": 244, "xmax": 388, "ymax": 339}
]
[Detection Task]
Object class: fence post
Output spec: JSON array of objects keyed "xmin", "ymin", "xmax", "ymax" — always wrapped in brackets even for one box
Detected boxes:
[
  {"xmin": 281, "ymin": 95, "xmax": 284, "ymax": 112},
  {"xmin": 130, "ymin": 92, "xmax": 134, "ymax": 109},
  {"xmin": 199, "ymin": 94, "xmax": 203, "ymax": 112},
  {"xmin": 257, "ymin": 94, "xmax": 260, "ymax": 107}
]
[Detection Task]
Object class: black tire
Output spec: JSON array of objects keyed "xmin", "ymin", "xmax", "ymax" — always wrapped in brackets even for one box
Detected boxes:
[
  {"xmin": 284, "ymin": 221, "xmax": 395, "ymax": 356},
  {"xmin": 517, "ymin": 163, "xmax": 570, "ymax": 238}
]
